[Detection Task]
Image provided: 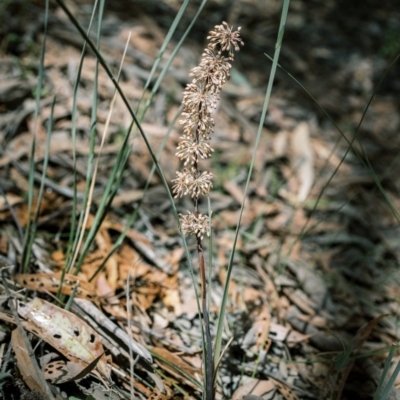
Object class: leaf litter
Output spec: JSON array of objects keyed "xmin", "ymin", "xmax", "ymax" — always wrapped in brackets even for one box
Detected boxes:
[{"xmin": 1, "ymin": 0, "xmax": 400, "ymax": 399}]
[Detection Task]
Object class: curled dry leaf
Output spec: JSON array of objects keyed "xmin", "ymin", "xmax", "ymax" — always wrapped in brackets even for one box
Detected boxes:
[
  {"xmin": 15, "ymin": 273, "xmax": 97, "ymax": 301},
  {"xmin": 11, "ymin": 329, "xmax": 46, "ymax": 395},
  {"xmin": 17, "ymin": 298, "xmax": 111, "ymax": 379}
]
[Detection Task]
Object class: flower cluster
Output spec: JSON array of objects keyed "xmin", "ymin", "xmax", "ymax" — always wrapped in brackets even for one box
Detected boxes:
[{"xmin": 172, "ymin": 22, "xmax": 243, "ymax": 238}]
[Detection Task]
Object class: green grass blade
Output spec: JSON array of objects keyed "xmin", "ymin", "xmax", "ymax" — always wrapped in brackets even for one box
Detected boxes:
[
  {"xmin": 213, "ymin": 0, "xmax": 291, "ymax": 370},
  {"xmin": 23, "ymin": 97, "xmax": 56, "ymax": 271},
  {"xmin": 21, "ymin": 0, "xmax": 49, "ymax": 272},
  {"xmin": 380, "ymin": 361, "xmax": 400, "ymax": 400},
  {"xmin": 64, "ymin": 0, "xmax": 99, "ymax": 272},
  {"xmin": 53, "ymin": 0, "xmax": 198, "ymax": 312},
  {"xmin": 68, "ymin": 0, "xmax": 105, "ymax": 273},
  {"xmin": 53, "ymin": 0, "xmax": 184, "ymax": 235},
  {"xmin": 373, "ymin": 344, "xmax": 397, "ymax": 400}
]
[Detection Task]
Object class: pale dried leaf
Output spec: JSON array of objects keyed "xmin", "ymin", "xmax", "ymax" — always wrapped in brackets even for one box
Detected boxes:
[
  {"xmin": 15, "ymin": 273, "xmax": 97, "ymax": 301},
  {"xmin": 291, "ymin": 121, "xmax": 314, "ymax": 201},
  {"xmin": 0, "ymin": 193, "xmax": 23, "ymax": 211},
  {"xmin": 17, "ymin": 298, "xmax": 110, "ymax": 379},
  {"xmin": 11, "ymin": 329, "xmax": 46, "ymax": 394}
]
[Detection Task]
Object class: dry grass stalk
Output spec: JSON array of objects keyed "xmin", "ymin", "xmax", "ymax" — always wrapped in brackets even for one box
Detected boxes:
[{"xmin": 171, "ymin": 21, "xmax": 243, "ymax": 399}]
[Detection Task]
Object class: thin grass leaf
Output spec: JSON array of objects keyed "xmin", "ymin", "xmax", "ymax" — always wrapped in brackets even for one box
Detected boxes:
[
  {"xmin": 213, "ymin": 0, "xmax": 291, "ymax": 371},
  {"xmin": 63, "ymin": 0, "xmax": 99, "ymax": 274},
  {"xmin": 70, "ymin": 28, "xmax": 131, "ymax": 275},
  {"xmin": 23, "ymin": 97, "xmax": 56, "ymax": 271},
  {"xmin": 373, "ymin": 344, "xmax": 397, "ymax": 400},
  {"xmin": 21, "ymin": 0, "xmax": 49, "ymax": 273},
  {"xmin": 53, "ymin": 2, "xmax": 206, "ymax": 391},
  {"xmin": 68, "ymin": 0, "xmax": 105, "ymax": 273},
  {"xmin": 379, "ymin": 361, "xmax": 400, "ymax": 400},
  {"xmin": 64, "ymin": 0, "xmax": 100, "ymax": 273},
  {"xmin": 64, "ymin": 280, "xmax": 80, "ymax": 312},
  {"xmin": 53, "ymin": 0, "xmax": 188, "ymax": 250}
]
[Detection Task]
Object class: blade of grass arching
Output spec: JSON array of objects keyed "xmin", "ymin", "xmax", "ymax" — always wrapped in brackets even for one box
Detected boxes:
[
  {"xmin": 64, "ymin": 280, "xmax": 80, "ymax": 311},
  {"xmin": 82, "ymin": 106, "xmax": 206, "ymax": 392},
  {"xmin": 54, "ymin": 0, "xmax": 200, "ymax": 324},
  {"xmin": 69, "ymin": 31, "xmax": 131, "ymax": 274},
  {"xmin": 21, "ymin": 0, "xmax": 50, "ymax": 273},
  {"xmin": 23, "ymin": 97, "xmax": 56, "ymax": 272},
  {"xmin": 54, "ymin": 0, "xmax": 188, "ymax": 240},
  {"xmin": 54, "ymin": 4, "xmax": 206, "ymax": 390},
  {"xmin": 213, "ymin": 0, "xmax": 291, "ymax": 371},
  {"xmin": 379, "ymin": 361, "xmax": 400, "ymax": 400},
  {"xmin": 68, "ymin": 0, "xmax": 105, "ymax": 273},
  {"xmin": 137, "ymin": 0, "xmax": 208, "ymax": 122},
  {"xmin": 373, "ymin": 344, "xmax": 397, "ymax": 400},
  {"xmin": 64, "ymin": 0, "xmax": 99, "ymax": 274}
]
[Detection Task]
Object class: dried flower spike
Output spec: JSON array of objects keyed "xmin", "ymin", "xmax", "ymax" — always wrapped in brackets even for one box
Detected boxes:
[
  {"xmin": 172, "ymin": 24, "xmax": 243, "ymax": 396},
  {"xmin": 172, "ymin": 22, "xmax": 243, "ymax": 236}
]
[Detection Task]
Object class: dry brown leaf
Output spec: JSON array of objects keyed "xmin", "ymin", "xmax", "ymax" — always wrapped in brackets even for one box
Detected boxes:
[
  {"xmin": 254, "ymin": 306, "xmax": 272, "ymax": 349},
  {"xmin": 11, "ymin": 329, "xmax": 46, "ymax": 394},
  {"xmin": 269, "ymin": 377, "xmax": 300, "ymax": 400},
  {"xmin": 15, "ymin": 273, "xmax": 97, "ymax": 301},
  {"xmin": 162, "ymin": 288, "xmax": 182, "ymax": 316},
  {"xmin": 17, "ymin": 298, "xmax": 111, "ymax": 379},
  {"xmin": 231, "ymin": 378, "xmax": 275, "ymax": 400},
  {"xmin": 0, "ymin": 193, "xmax": 23, "ymax": 211},
  {"xmin": 283, "ymin": 288, "xmax": 316, "ymax": 316},
  {"xmin": 286, "ymin": 329, "xmax": 312, "ymax": 347},
  {"xmin": 150, "ymin": 346, "xmax": 200, "ymax": 390},
  {"xmin": 148, "ymin": 385, "xmax": 177, "ymax": 400}
]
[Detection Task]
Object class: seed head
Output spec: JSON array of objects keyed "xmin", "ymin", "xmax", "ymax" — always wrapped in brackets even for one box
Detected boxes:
[
  {"xmin": 172, "ymin": 22, "xmax": 243, "ymax": 237},
  {"xmin": 207, "ymin": 21, "xmax": 244, "ymax": 56}
]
